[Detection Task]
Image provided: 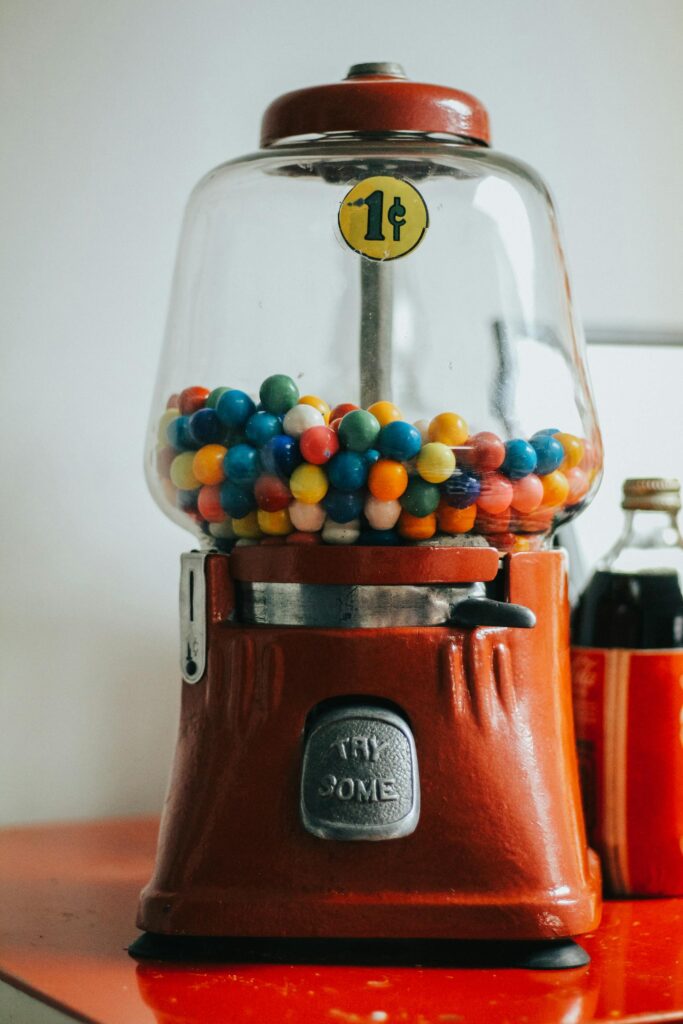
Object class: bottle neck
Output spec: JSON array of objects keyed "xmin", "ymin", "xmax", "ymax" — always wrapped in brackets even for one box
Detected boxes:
[{"xmin": 599, "ymin": 507, "xmax": 683, "ymax": 573}]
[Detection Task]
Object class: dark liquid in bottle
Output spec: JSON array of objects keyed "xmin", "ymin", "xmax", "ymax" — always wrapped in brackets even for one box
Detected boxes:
[{"xmin": 572, "ymin": 570, "xmax": 683, "ymax": 648}]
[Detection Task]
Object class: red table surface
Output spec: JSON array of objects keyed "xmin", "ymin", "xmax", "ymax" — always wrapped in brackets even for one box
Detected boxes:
[{"xmin": 0, "ymin": 817, "xmax": 682, "ymax": 1024}]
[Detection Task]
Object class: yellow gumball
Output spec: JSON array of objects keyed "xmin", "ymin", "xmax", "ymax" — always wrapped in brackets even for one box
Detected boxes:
[
  {"xmin": 367, "ymin": 401, "xmax": 402, "ymax": 427},
  {"xmin": 170, "ymin": 451, "xmax": 200, "ymax": 490},
  {"xmin": 158, "ymin": 408, "xmax": 180, "ymax": 445},
  {"xmin": 416, "ymin": 442, "xmax": 456, "ymax": 484},
  {"xmin": 290, "ymin": 463, "xmax": 329, "ymax": 504},
  {"xmin": 554, "ymin": 432, "xmax": 584, "ymax": 470},
  {"xmin": 257, "ymin": 508, "xmax": 293, "ymax": 536},
  {"xmin": 428, "ymin": 412, "xmax": 469, "ymax": 447},
  {"xmin": 232, "ymin": 511, "xmax": 263, "ymax": 539}
]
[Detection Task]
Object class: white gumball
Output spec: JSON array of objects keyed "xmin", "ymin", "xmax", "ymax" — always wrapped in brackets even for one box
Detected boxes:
[
  {"xmin": 364, "ymin": 495, "xmax": 401, "ymax": 530},
  {"xmin": 289, "ymin": 500, "xmax": 326, "ymax": 532},
  {"xmin": 322, "ymin": 517, "xmax": 361, "ymax": 545},
  {"xmin": 283, "ymin": 404, "xmax": 325, "ymax": 437}
]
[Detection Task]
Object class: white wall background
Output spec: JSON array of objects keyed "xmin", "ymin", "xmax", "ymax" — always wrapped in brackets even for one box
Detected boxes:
[{"xmin": 1, "ymin": 0, "xmax": 682, "ymax": 825}]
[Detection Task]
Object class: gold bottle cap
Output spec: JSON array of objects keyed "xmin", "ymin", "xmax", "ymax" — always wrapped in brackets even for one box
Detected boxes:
[{"xmin": 622, "ymin": 477, "xmax": 681, "ymax": 512}]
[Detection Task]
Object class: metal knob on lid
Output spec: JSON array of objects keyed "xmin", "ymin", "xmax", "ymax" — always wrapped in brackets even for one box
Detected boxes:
[{"xmin": 622, "ymin": 478, "xmax": 681, "ymax": 512}]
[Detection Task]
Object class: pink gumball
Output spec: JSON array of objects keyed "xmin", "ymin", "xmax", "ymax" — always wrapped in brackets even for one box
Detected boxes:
[
  {"xmin": 510, "ymin": 473, "xmax": 543, "ymax": 514},
  {"xmin": 477, "ymin": 473, "xmax": 513, "ymax": 514}
]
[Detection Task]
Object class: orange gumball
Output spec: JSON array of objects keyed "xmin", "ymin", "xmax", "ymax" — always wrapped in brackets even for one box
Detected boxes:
[
  {"xmin": 398, "ymin": 510, "xmax": 437, "ymax": 540},
  {"xmin": 367, "ymin": 401, "xmax": 402, "ymax": 427},
  {"xmin": 438, "ymin": 502, "xmax": 476, "ymax": 534},
  {"xmin": 368, "ymin": 459, "xmax": 409, "ymax": 501},
  {"xmin": 554, "ymin": 432, "xmax": 584, "ymax": 471},
  {"xmin": 428, "ymin": 412, "xmax": 469, "ymax": 447},
  {"xmin": 541, "ymin": 470, "xmax": 570, "ymax": 507},
  {"xmin": 193, "ymin": 444, "xmax": 228, "ymax": 486}
]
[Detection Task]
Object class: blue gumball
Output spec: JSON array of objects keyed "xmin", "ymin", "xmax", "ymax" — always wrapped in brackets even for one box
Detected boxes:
[
  {"xmin": 443, "ymin": 469, "xmax": 481, "ymax": 508},
  {"xmin": 530, "ymin": 433, "xmax": 565, "ymax": 475},
  {"xmin": 244, "ymin": 411, "xmax": 282, "ymax": 448},
  {"xmin": 322, "ymin": 488, "xmax": 364, "ymax": 523},
  {"xmin": 261, "ymin": 434, "xmax": 302, "ymax": 478},
  {"xmin": 364, "ymin": 448, "xmax": 381, "ymax": 466},
  {"xmin": 359, "ymin": 527, "xmax": 399, "ymax": 546},
  {"xmin": 188, "ymin": 408, "xmax": 226, "ymax": 446},
  {"xmin": 216, "ymin": 389, "xmax": 256, "ymax": 428},
  {"xmin": 501, "ymin": 439, "xmax": 537, "ymax": 479},
  {"xmin": 225, "ymin": 443, "xmax": 261, "ymax": 486},
  {"xmin": 327, "ymin": 451, "xmax": 368, "ymax": 492},
  {"xmin": 377, "ymin": 421, "xmax": 422, "ymax": 462},
  {"xmin": 166, "ymin": 415, "xmax": 196, "ymax": 451},
  {"xmin": 219, "ymin": 481, "xmax": 256, "ymax": 519}
]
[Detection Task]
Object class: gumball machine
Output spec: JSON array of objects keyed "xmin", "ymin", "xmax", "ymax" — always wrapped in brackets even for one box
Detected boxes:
[{"xmin": 135, "ymin": 63, "xmax": 604, "ymax": 967}]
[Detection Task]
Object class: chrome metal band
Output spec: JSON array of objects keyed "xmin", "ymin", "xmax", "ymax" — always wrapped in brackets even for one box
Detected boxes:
[{"xmin": 236, "ymin": 580, "xmax": 484, "ymax": 629}]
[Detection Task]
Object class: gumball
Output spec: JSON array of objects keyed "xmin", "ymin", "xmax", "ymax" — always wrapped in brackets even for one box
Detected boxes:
[
  {"xmin": 416, "ymin": 442, "xmax": 456, "ymax": 484},
  {"xmin": 327, "ymin": 451, "xmax": 368, "ymax": 492},
  {"xmin": 554, "ymin": 432, "xmax": 584, "ymax": 470},
  {"xmin": 178, "ymin": 386, "xmax": 209, "ymax": 415},
  {"xmin": 367, "ymin": 401, "xmax": 402, "ymax": 427},
  {"xmin": 289, "ymin": 500, "xmax": 326, "ymax": 532},
  {"xmin": 530, "ymin": 433, "xmax": 564, "ymax": 476},
  {"xmin": 368, "ymin": 459, "xmax": 408, "ymax": 501},
  {"xmin": 298, "ymin": 395, "xmax": 331, "ymax": 423},
  {"xmin": 156, "ymin": 446, "xmax": 175, "ymax": 478},
  {"xmin": 359, "ymin": 528, "xmax": 399, "ymax": 546},
  {"xmin": 259, "ymin": 374, "xmax": 299, "ymax": 415},
  {"xmin": 208, "ymin": 518, "xmax": 235, "ymax": 540},
  {"xmin": 322, "ymin": 488, "xmax": 364, "ymax": 523},
  {"xmin": 438, "ymin": 502, "xmax": 476, "ymax": 534},
  {"xmin": 193, "ymin": 444, "xmax": 228, "ymax": 486},
  {"xmin": 400, "ymin": 478, "xmax": 440, "ymax": 518},
  {"xmin": 565, "ymin": 466, "xmax": 590, "ymax": 505},
  {"xmin": 232, "ymin": 511, "xmax": 262, "ymax": 539},
  {"xmin": 166, "ymin": 393, "xmax": 180, "ymax": 409},
  {"xmin": 170, "ymin": 452, "xmax": 200, "ymax": 490},
  {"xmin": 197, "ymin": 484, "xmax": 227, "ymax": 523},
  {"xmin": 189, "ymin": 409, "xmax": 226, "ymax": 446},
  {"xmin": 338, "ymin": 409, "xmax": 380, "ymax": 452},
  {"xmin": 364, "ymin": 448, "xmax": 380, "ymax": 466},
  {"xmin": 540, "ymin": 470, "xmax": 570, "ymax": 507},
  {"xmin": 300, "ymin": 425, "xmax": 339, "ymax": 465},
  {"xmin": 579, "ymin": 439, "xmax": 597, "ymax": 472},
  {"xmin": 501, "ymin": 439, "xmax": 537, "ymax": 480},
  {"xmin": 225, "ymin": 443, "xmax": 261, "ymax": 486},
  {"xmin": 477, "ymin": 473, "xmax": 513, "ymax": 514},
  {"xmin": 158, "ymin": 408, "xmax": 180, "ymax": 445},
  {"xmin": 364, "ymin": 495, "xmax": 401, "ymax": 530},
  {"xmin": 282, "ymin": 403, "xmax": 325, "ymax": 437},
  {"xmin": 398, "ymin": 510, "xmax": 437, "ymax": 540},
  {"xmin": 176, "ymin": 488, "xmax": 198, "ymax": 512},
  {"xmin": 290, "ymin": 463, "xmax": 329, "ymax": 504},
  {"xmin": 470, "ymin": 431, "xmax": 506, "ymax": 472},
  {"xmin": 443, "ymin": 469, "xmax": 481, "ymax": 508},
  {"xmin": 413, "ymin": 419, "xmax": 430, "ymax": 444},
  {"xmin": 206, "ymin": 386, "xmax": 231, "ymax": 410},
  {"xmin": 510, "ymin": 473, "xmax": 543, "ymax": 513},
  {"xmin": 286, "ymin": 531, "xmax": 322, "ymax": 545},
  {"xmin": 245, "ymin": 411, "xmax": 282, "ymax": 448},
  {"xmin": 257, "ymin": 508, "xmax": 293, "ymax": 536},
  {"xmin": 329, "ymin": 402, "xmax": 358, "ymax": 423},
  {"xmin": 166, "ymin": 415, "xmax": 195, "ymax": 451},
  {"xmin": 216, "ymin": 389, "xmax": 256, "ymax": 428},
  {"xmin": 428, "ymin": 412, "xmax": 468, "ymax": 447},
  {"xmin": 329, "ymin": 418, "xmax": 343, "ymax": 434},
  {"xmin": 322, "ymin": 517, "xmax": 361, "ymax": 544},
  {"xmin": 260, "ymin": 434, "xmax": 302, "ymax": 478},
  {"xmin": 219, "ymin": 480, "xmax": 256, "ymax": 519},
  {"xmin": 476, "ymin": 506, "xmax": 511, "ymax": 534},
  {"xmin": 532, "ymin": 427, "xmax": 561, "ymax": 437},
  {"xmin": 378, "ymin": 421, "xmax": 422, "ymax": 462},
  {"xmin": 254, "ymin": 474, "xmax": 292, "ymax": 512}
]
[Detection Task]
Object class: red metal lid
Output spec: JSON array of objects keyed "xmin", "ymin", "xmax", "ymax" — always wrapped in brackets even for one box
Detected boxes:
[{"xmin": 261, "ymin": 62, "xmax": 490, "ymax": 148}]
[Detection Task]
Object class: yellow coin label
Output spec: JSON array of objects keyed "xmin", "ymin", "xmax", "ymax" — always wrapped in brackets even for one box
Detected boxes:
[{"xmin": 338, "ymin": 176, "xmax": 428, "ymax": 261}]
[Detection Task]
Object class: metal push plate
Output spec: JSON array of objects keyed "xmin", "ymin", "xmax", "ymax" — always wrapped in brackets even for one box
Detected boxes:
[{"xmin": 300, "ymin": 705, "xmax": 420, "ymax": 841}]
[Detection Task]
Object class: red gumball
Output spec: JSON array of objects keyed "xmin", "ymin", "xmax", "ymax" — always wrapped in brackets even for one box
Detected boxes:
[
  {"xmin": 166, "ymin": 393, "xmax": 180, "ymax": 409},
  {"xmin": 286, "ymin": 531, "xmax": 322, "ymax": 545},
  {"xmin": 329, "ymin": 402, "xmax": 358, "ymax": 423},
  {"xmin": 300, "ymin": 425, "xmax": 340, "ymax": 465},
  {"xmin": 197, "ymin": 485, "xmax": 227, "ymax": 523},
  {"xmin": 254, "ymin": 474, "xmax": 292, "ymax": 512},
  {"xmin": 179, "ymin": 386, "xmax": 210, "ymax": 415},
  {"xmin": 471, "ymin": 431, "xmax": 506, "ymax": 471},
  {"xmin": 476, "ymin": 506, "xmax": 511, "ymax": 534}
]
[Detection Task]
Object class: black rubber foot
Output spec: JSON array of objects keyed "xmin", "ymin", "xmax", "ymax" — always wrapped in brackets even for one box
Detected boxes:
[{"xmin": 128, "ymin": 933, "xmax": 589, "ymax": 970}]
